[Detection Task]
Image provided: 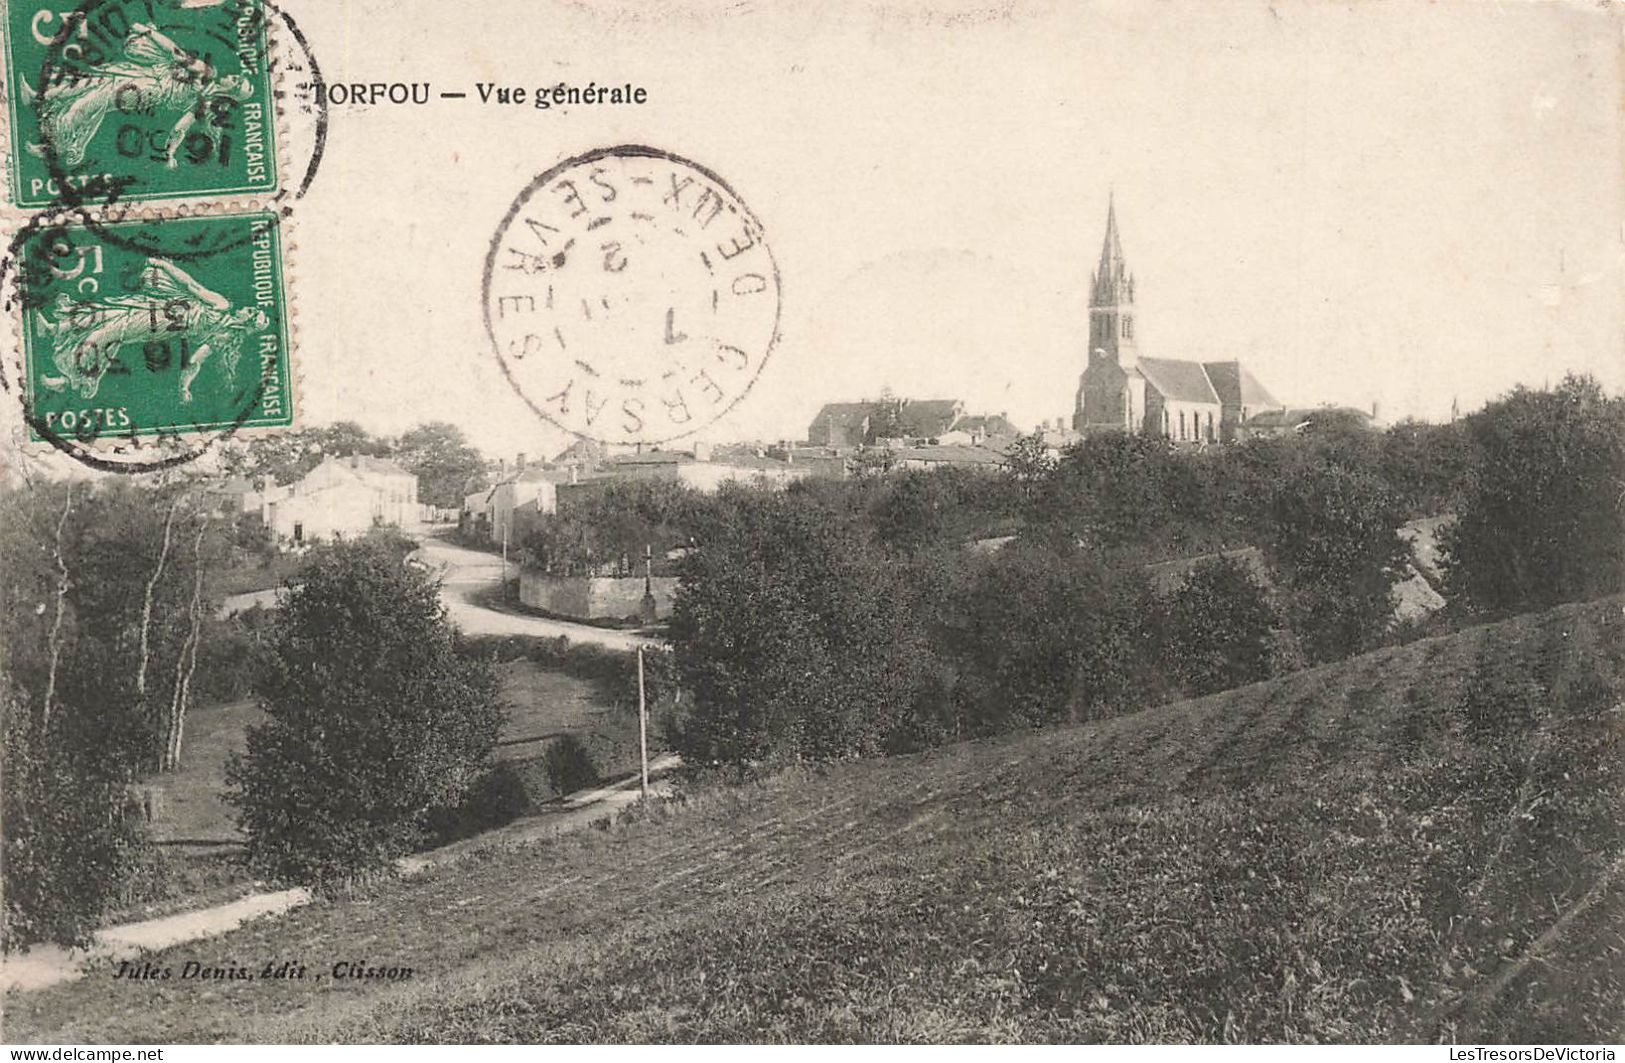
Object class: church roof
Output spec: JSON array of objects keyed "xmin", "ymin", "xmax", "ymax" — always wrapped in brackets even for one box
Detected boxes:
[
  {"xmin": 1202, "ymin": 360, "xmax": 1280, "ymax": 410},
  {"xmin": 1137, "ymin": 357, "xmax": 1221, "ymax": 405}
]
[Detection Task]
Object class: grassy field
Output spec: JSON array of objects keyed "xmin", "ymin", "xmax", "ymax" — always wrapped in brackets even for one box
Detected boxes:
[
  {"xmin": 7, "ymin": 598, "xmax": 1621, "ymax": 1043},
  {"xmin": 145, "ymin": 661, "xmax": 637, "ymax": 844}
]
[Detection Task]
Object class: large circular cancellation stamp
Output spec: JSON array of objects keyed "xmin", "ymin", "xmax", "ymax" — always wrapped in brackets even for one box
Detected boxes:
[{"xmin": 482, "ymin": 146, "xmax": 781, "ymax": 446}]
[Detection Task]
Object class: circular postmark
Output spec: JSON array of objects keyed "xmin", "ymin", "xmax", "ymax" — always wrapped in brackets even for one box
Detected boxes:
[{"xmin": 482, "ymin": 146, "xmax": 781, "ymax": 446}]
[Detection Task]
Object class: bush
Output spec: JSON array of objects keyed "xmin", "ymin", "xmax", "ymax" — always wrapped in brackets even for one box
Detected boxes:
[
  {"xmin": 542, "ymin": 734, "xmax": 601, "ymax": 796},
  {"xmin": 423, "ymin": 762, "xmax": 533, "ymax": 845},
  {"xmin": 1, "ymin": 694, "xmax": 144, "ymax": 952},
  {"xmin": 944, "ymin": 543, "xmax": 1163, "ymax": 732},
  {"xmin": 1444, "ymin": 375, "xmax": 1625, "ymax": 614},
  {"xmin": 669, "ymin": 491, "xmax": 929, "ymax": 765},
  {"xmin": 1259, "ymin": 458, "xmax": 1410, "ymax": 663},
  {"xmin": 1161, "ymin": 556, "xmax": 1277, "ymax": 696},
  {"xmin": 226, "ymin": 539, "xmax": 503, "ymax": 889}
]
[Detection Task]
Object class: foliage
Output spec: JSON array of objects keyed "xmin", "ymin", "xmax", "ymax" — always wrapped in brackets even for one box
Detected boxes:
[
  {"xmin": 1030, "ymin": 433, "xmax": 1213, "ymax": 555},
  {"xmin": 668, "ymin": 491, "xmax": 929, "ymax": 764},
  {"xmin": 396, "ymin": 422, "xmax": 488, "ymax": 510},
  {"xmin": 0, "ymin": 480, "xmax": 233, "ymax": 947},
  {"xmin": 422, "ymin": 762, "xmax": 533, "ymax": 846},
  {"xmin": 1254, "ymin": 455, "xmax": 1410, "ymax": 663},
  {"xmin": 1002, "ymin": 430, "xmax": 1057, "ymax": 494},
  {"xmin": 1380, "ymin": 418, "xmax": 1474, "ymax": 517},
  {"xmin": 940, "ymin": 543, "xmax": 1164, "ymax": 733},
  {"xmin": 227, "ymin": 539, "xmax": 503, "ymax": 888},
  {"xmin": 226, "ymin": 420, "xmax": 392, "ymax": 486},
  {"xmin": 521, "ymin": 479, "xmax": 715, "ymax": 577},
  {"xmin": 1443, "ymin": 374, "xmax": 1625, "ymax": 613},
  {"xmin": 1159, "ymin": 555, "xmax": 1277, "ymax": 695},
  {"xmin": 1, "ymin": 691, "xmax": 144, "ymax": 952},
  {"xmin": 542, "ymin": 734, "xmax": 601, "ymax": 796}
]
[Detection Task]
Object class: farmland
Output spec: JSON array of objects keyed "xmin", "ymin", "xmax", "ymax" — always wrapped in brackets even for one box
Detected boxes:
[{"xmin": 6, "ymin": 596, "xmax": 1621, "ymax": 1043}]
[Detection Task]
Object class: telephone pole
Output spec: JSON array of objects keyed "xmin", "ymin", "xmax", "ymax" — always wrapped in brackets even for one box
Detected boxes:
[{"xmin": 636, "ymin": 644, "xmax": 649, "ymax": 799}]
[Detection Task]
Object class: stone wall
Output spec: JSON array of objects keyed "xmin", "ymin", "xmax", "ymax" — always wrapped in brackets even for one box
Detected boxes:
[{"xmin": 518, "ymin": 570, "xmax": 679, "ymax": 621}]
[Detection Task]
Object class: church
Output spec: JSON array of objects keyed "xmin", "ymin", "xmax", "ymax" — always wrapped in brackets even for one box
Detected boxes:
[{"xmin": 1072, "ymin": 199, "xmax": 1282, "ymax": 443}]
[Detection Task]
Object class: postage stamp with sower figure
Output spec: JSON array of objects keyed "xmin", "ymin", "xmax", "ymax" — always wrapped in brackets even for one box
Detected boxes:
[
  {"xmin": 16, "ymin": 209, "xmax": 292, "ymax": 444},
  {"xmin": 3, "ymin": 0, "xmax": 279, "ymax": 209}
]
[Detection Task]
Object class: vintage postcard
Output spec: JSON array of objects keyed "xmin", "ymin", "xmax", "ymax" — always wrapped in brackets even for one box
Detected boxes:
[{"xmin": 0, "ymin": 0, "xmax": 1621, "ymax": 1051}]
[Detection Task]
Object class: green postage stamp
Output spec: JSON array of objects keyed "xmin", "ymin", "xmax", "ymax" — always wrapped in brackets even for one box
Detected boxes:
[
  {"xmin": 17, "ymin": 210, "xmax": 293, "ymax": 443},
  {"xmin": 3, "ymin": 0, "xmax": 279, "ymax": 208}
]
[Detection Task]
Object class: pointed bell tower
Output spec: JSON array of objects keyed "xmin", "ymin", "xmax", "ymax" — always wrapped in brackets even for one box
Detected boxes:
[{"xmin": 1088, "ymin": 193, "xmax": 1137, "ymax": 368}]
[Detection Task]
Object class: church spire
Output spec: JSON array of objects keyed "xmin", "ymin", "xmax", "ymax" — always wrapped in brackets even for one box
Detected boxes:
[{"xmin": 1088, "ymin": 195, "xmax": 1136, "ymax": 362}]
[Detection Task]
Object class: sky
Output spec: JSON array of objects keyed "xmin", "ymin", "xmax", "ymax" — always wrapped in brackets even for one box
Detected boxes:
[{"xmin": 6, "ymin": 0, "xmax": 1622, "ymax": 466}]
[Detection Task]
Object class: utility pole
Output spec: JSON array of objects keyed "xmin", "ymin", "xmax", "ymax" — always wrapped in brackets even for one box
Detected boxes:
[{"xmin": 637, "ymin": 644, "xmax": 650, "ymax": 799}]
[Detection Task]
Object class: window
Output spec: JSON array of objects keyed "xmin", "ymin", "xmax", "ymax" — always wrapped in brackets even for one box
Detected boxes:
[
  {"xmin": 293, "ymin": 521, "xmax": 303, "ymax": 543},
  {"xmin": 1178, "ymin": 411, "xmax": 1186, "ymax": 440},
  {"xmin": 1123, "ymin": 316, "xmax": 1133, "ymax": 340},
  {"xmin": 1206, "ymin": 411, "xmax": 1215, "ymax": 441}
]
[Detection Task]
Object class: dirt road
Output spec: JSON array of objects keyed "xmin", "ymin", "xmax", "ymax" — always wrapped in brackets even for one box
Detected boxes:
[{"xmin": 408, "ymin": 535, "xmax": 663, "ymax": 652}]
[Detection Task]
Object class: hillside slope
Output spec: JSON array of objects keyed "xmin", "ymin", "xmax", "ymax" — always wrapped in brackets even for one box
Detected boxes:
[{"xmin": 6, "ymin": 598, "xmax": 1622, "ymax": 1044}]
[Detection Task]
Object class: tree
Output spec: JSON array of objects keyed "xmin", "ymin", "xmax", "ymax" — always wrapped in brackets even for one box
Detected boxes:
[
  {"xmin": 226, "ymin": 539, "xmax": 502, "ymax": 887},
  {"xmin": 668, "ymin": 491, "xmax": 927, "ymax": 765},
  {"xmin": 1380, "ymin": 418, "xmax": 1474, "ymax": 517},
  {"xmin": 943, "ymin": 543, "xmax": 1162, "ymax": 733},
  {"xmin": 1259, "ymin": 457, "xmax": 1410, "ymax": 663},
  {"xmin": 1, "ymin": 480, "xmax": 220, "ymax": 950},
  {"xmin": 396, "ymin": 422, "xmax": 488, "ymax": 510},
  {"xmin": 1443, "ymin": 375, "xmax": 1625, "ymax": 613},
  {"xmin": 1004, "ymin": 430, "xmax": 1057, "ymax": 495},
  {"xmin": 1160, "ymin": 555, "xmax": 1276, "ymax": 696},
  {"xmin": 228, "ymin": 420, "xmax": 390, "ymax": 486}
]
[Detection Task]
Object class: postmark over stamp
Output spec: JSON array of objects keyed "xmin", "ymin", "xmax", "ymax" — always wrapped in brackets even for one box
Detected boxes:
[
  {"xmin": 4, "ymin": 0, "xmax": 279, "ymax": 209},
  {"xmin": 483, "ymin": 146, "xmax": 781, "ymax": 446},
  {"xmin": 14, "ymin": 209, "xmax": 292, "ymax": 446}
]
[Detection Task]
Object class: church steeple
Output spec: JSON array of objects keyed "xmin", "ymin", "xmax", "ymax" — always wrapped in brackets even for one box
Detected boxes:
[{"xmin": 1088, "ymin": 194, "xmax": 1136, "ymax": 364}]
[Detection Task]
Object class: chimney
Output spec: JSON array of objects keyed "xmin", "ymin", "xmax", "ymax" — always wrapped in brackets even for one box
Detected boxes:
[
  {"xmin": 569, "ymin": 466, "xmax": 579, "ymax": 485},
  {"xmin": 693, "ymin": 440, "xmax": 713, "ymax": 462},
  {"xmin": 1370, "ymin": 400, "xmax": 1380, "ymax": 421},
  {"xmin": 498, "ymin": 458, "xmax": 508, "ymax": 481},
  {"xmin": 517, "ymin": 452, "xmax": 527, "ymax": 473}
]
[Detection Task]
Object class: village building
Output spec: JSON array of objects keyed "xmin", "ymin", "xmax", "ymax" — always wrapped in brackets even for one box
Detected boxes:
[
  {"xmin": 261, "ymin": 455, "xmax": 419, "ymax": 544},
  {"xmin": 807, "ymin": 397, "xmax": 1017, "ymax": 449},
  {"xmin": 1072, "ymin": 198, "xmax": 1283, "ymax": 443},
  {"xmin": 557, "ymin": 442, "xmax": 819, "ymax": 506}
]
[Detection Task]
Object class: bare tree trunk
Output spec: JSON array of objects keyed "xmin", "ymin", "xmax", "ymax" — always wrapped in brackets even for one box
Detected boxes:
[
  {"xmin": 137, "ymin": 496, "xmax": 183, "ymax": 768},
  {"xmin": 41, "ymin": 484, "xmax": 73, "ymax": 729},
  {"xmin": 163, "ymin": 513, "xmax": 209, "ymax": 772}
]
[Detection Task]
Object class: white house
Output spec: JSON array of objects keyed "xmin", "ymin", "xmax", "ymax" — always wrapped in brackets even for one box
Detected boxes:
[{"xmin": 262, "ymin": 455, "xmax": 420, "ymax": 544}]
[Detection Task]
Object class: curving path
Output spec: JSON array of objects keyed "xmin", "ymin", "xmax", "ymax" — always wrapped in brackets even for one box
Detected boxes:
[{"xmin": 408, "ymin": 534, "xmax": 663, "ymax": 652}]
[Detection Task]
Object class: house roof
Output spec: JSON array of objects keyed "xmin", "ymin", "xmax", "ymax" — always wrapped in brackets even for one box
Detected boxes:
[
  {"xmin": 606, "ymin": 450, "xmax": 694, "ymax": 467},
  {"xmin": 951, "ymin": 413, "xmax": 1020, "ymax": 437},
  {"xmin": 1202, "ymin": 360, "xmax": 1280, "ymax": 410},
  {"xmin": 809, "ymin": 402, "xmax": 873, "ymax": 433},
  {"xmin": 896, "ymin": 444, "xmax": 1006, "ymax": 466},
  {"xmin": 1136, "ymin": 358, "xmax": 1221, "ymax": 405},
  {"xmin": 509, "ymin": 466, "xmax": 572, "ymax": 484},
  {"xmin": 895, "ymin": 399, "xmax": 964, "ymax": 437}
]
